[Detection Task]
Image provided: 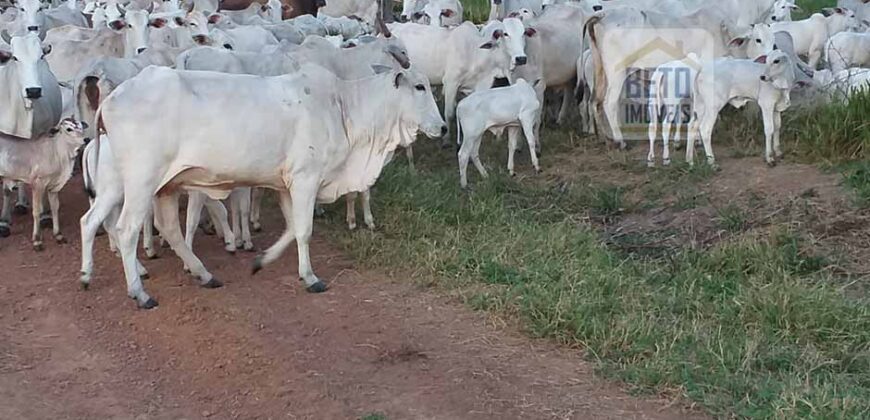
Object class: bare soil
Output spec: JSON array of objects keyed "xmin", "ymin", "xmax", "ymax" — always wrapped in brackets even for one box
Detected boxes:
[{"xmin": 0, "ymin": 177, "xmax": 702, "ymax": 419}]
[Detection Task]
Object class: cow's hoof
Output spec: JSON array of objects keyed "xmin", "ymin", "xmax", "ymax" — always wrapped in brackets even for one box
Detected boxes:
[
  {"xmin": 13, "ymin": 204, "xmax": 28, "ymax": 215},
  {"xmin": 305, "ymin": 280, "xmax": 328, "ymax": 293},
  {"xmin": 348, "ymin": 222, "xmax": 357, "ymax": 231},
  {"xmin": 145, "ymin": 250, "xmax": 158, "ymax": 260},
  {"xmin": 201, "ymin": 278, "xmax": 223, "ymax": 289},
  {"xmin": 510, "ymin": 171, "xmax": 516, "ymax": 177},
  {"xmin": 251, "ymin": 255, "xmax": 264, "ymax": 275},
  {"xmin": 663, "ymin": 158, "xmax": 671, "ymax": 166},
  {"xmin": 224, "ymin": 244, "xmax": 237, "ymax": 254},
  {"xmin": 55, "ymin": 234, "xmax": 66, "ymax": 244},
  {"xmin": 647, "ymin": 160, "xmax": 655, "ymax": 168},
  {"xmin": 39, "ymin": 217, "xmax": 52, "ymax": 229},
  {"xmin": 80, "ymin": 278, "xmax": 89, "ymax": 291},
  {"xmin": 535, "ymin": 168, "xmax": 543, "ymax": 174},
  {"xmin": 140, "ymin": 272, "xmax": 150, "ymax": 280},
  {"xmin": 33, "ymin": 242, "xmax": 43, "ymax": 251},
  {"xmin": 138, "ymin": 297, "xmax": 159, "ymax": 310},
  {"xmin": 252, "ymin": 223, "xmax": 262, "ymax": 233},
  {"xmin": 0, "ymin": 225, "xmax": 10, "ymax": 238},
  {"xmin": 243, "ymin": 243, "xmax": 255, "ymax": 252}
]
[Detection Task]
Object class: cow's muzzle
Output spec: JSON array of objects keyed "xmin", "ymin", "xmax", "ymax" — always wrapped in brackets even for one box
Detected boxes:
[
  {"xmin": 137, "ymin": 47, "xmax": 147, "ymax": 54},
  {"xmin": 193, "ymin": 34, "xmax": 209, "ymax": 45},
  {"xmin": 27, "ymin": 25, "xmax": 39, "ymax": 32},
  {"xmin": 593, "ymin": 5, "xmax": 602, "ymax": 11},
  {"xmin": 515, "ymin": 56, "xmax": 527, "ymax": 66},
  {"xmin": 25, "ymin": 87, "xmax": 42, "ymax": 99}
]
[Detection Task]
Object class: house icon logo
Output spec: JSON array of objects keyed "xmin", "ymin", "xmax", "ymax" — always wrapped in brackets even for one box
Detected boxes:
[{"xmin": 607, "ymin": 27, "xmax": 716, "ymax": 140}]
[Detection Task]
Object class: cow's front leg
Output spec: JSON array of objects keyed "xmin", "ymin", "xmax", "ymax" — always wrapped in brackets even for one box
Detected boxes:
[
  {"xmin": 253, "ymin": 190, "xmax": 295, "ymax": 273},
  {"xmin": 0, "ymin": 183, "xmax": 12, "ymax": 237},
  {"xmin": 30, "ymin": 183, "xmax": 46, "ymax": 251},
  {"xmin": 443, "ymin": 81, "xmax": 459, "ymax": 147},
  {"xmin": 156, "ymin": 193, "xmax": 220, "ymax": 288},
  {"xmin": 290, "ymin": 178, "xmax": 327, "ymax": 293},
  {"xmin": 47, "ymin": 191, "xmax": 65, "ymax": 243}
]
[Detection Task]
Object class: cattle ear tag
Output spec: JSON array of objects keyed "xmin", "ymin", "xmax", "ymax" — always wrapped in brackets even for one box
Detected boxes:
[{"xmin": 393, "ymin": 72, "xmax": 404, "ymax": 89}]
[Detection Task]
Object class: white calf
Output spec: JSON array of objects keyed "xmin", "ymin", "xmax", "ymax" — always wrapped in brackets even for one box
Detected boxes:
[
  {"xmin": 825, "ymin": 31, "xmax": 870, "ymax": 72},
  {"xmin": 687, "ymin": 50, "xmax": 795, "ymax": 166},
  {"xmin": 456, "ymin": 79, "xmax": 541, "ymax": 188},
  {"xmin": 0, "ymin": 119, "xmax": 86, "ymax": 250},
  {"xmin": 771, "ymin": 7, "xmax": 859, "ymax": 69},
  {"xmin": 646, "ymin": 53, "xmax": 700, "ymax": 167}
]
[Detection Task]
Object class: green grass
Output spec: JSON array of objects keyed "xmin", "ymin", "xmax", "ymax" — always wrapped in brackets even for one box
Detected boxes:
[
  {"xmin": 323, "ymin": 133, "xmax": 870, "ymax": 417},
  {"xmin": 359, "ymin": 414, "xmax": 386, "ymax": 420},
  {"xmin": 794, "ymin": 0, "xmax": 837, "ymax": 19}
]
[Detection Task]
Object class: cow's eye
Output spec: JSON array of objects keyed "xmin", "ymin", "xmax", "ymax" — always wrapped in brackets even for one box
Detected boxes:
[
  {"xmin": 755, "ymin": 38, "xmax": 761, "ymax": 43},
  {"xmin": 414, "ymin": 84, "xmax": 425, "ymax": 91},
  {"xmin": 773, "ymin": 59, "xmax": 780, "ymax": 64},
  {"xmin": 12, "ymin": 56, "xmax": 18, "ymax": 61}
]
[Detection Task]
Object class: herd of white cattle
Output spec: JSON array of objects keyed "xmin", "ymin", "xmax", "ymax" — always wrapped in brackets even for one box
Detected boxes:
[{"xmin": 0, "ymin": 0, "xmax": 869, "ymax": 309}]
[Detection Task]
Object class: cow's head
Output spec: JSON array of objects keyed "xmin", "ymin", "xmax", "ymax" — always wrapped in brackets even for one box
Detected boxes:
[
  {"xmin": 388, "ymin": 69, "xmax": 446, "ymax": 139},
  {"xmin": 502, "ymin": 17, "xmax": 534, "ymax": 68},
  {"xmin": 399, "ymin": 0, "xmax": 419, "ymax": 23},
  {"xmin": 767, "ymin": 0, "xmax": 799, "ymax": 23},
  {"xmin": 12, "ymin": 0, "xmax": 45, "ymax": 34},
  {"xmin": 49, "ymin": 118, "xmax": 89, "ymax": 152},
  {"xmin": 506, "ymin": 8, "xmax": 534, "ymax": 21},
  {"xmin": 729, "ymin": 23, "xmax": 775, "ymax": 60},
  {"xmin": 181, "ymin": 9, "xmax": 220, "ymax": 45},
  {"xmin": 1, "ymin": 31, "xmax": 51, "ymax": 103},
  {"xmin": 413, "ymin": 2, "xmax": 455, "ymax": 27},
  {"xmin": 107, "ymin": 3, "xmax": 167, "ymax": 56},
  {"xmin": 383, "ymin": 41, "xmax": 411, "ymax": 69},
  {"xmin": 757, "ymin": 50, "xmax": 795, "ymax": 90}
]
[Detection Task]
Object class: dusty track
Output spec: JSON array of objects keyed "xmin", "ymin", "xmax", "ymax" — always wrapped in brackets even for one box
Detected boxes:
[{"xmin": 0, "ymin": 177, "xmax": 700, "ymax": 419}]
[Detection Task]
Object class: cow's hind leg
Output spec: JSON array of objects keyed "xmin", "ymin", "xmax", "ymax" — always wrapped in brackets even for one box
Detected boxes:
[
  {"xmin": 253, "ymin": 190, "xmax": 294, "ymax": 273},
  {"xmin": 154, "ymin": 193, "xmax": 220, "ymax": 289},
  {"xmin": 250, "ymin": 187, "xmax": 264, "ymax": 232},
  {"xmin": 80, "ymin": 190, "xmax": 122, "ymax": 289},
  {"xmin": 230, "ymin": 188, "xmax": 254, "ymax": 251},
  {"xmin": 204, "ymin": 197, "xmax": 236, "ymax": 253},
  {"xmin": 346, "ymin": 192, "xmax": 358, "ymax": 230},
  {"xmin": 14, "ymin": 182, "xmax": 28, "ymax": 215},
  {"xmin": 361, "ymin": 189, "xmax": 374, "ymax": 230},
  {"xmin": 114, "ymin": 190, "xmax": 157, "ymax": 308},
  {"xmin": 289, "ymin": 177, "xmax": 327, "ymax": 293},
  {"xmin": 142, "ymin": 203, "xmax": 157, "ymax": 259}
]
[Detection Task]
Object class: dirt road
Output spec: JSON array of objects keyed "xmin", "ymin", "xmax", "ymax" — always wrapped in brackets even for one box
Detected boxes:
[{"xmin": 0, "ymin": 178, "xmax": 699, "ymax": 419}]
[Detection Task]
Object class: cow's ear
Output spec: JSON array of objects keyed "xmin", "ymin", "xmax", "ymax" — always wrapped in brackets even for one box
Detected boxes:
[
  {"xmin": 492, "ymin": 29, "xmax": 503, "ymax": 39},
  {"xmin": 835, "ymin": 7, "xmax": 845, "ymax": 14},
  {"xmin": 524, "ymin": 27, "xmax": 536, "ymax": 37},
  {"xmin": 49, "ymin": 127, "xmax": 60, "ymax": 136},
  {"xmin": 728, "ymin": 37, "xmax": 746, "ymax": 47},
  {"xmin": 479, "ymin": 41, "xmax": 494, "ymax": 49},
  {"xmin": 150, "ymin": 18, "xmax": 166, "ymax": 28},
  {"xmin": 754, "ymin": 55, "xmax": 767, "ymax": 64},
  {"xmin": 207, "ymin": 13, "xmax": 221, "ymax": 24},
  {"xmin": 821, "ymin": 8, "xmax": 834, "ymax": 16},
  {"xmin": 42, "ymin": 44, "xmax": 51, "ymax": 56},
  {"xmin": 441, "ymin": 8, "xmax": 454, "ymax": 17},
  {"xmin": 370, "ymin": 64, "xmax": 391, "ymax": 74},
  {"xmin": 393, "ymin": 72, "xmax": 404, "ymax": 89},
  {"xmin": 174, "ymin": 16, "xmax": 185, "ymax": 26},
  {"xmin": 0, "ymin": 50, "xmax": 11, "ymax": 64}
]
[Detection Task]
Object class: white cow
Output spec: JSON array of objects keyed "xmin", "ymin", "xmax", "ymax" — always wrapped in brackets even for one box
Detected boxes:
[
  {"xmin": 81, "ymin": 65, "xmax": 446, "ymax": 308},
  {"xmin": 812, "ymin": 67, "xmax": 870, "ymax": 101},
  {"xmin": 177, "ymin": 44, "xmax": 300, "ymax": 74},
  {"xmin": 407, "ymin": 0, "xmax": 462, "ymax": 27},
  {"xmin": 74, "ymin": 45, "xmax": 178, "ymax": 140},
  {"xmin": 585, "ymin": 7, "xmax": 778, "ymax": 148},
  {"xmin": 317, "ymin": 0, "xmax": 379, "ymax": 25},
  {"xmin": 488, "ymin": 0, "xmax": 542, "ymax": 21},
  {"xmin": 0, "ymin": 118, "xmax": 87, "ymax": 250},
  {"xmin": 456, "ymin": 79, "xmax": 541, "ymax": 188},
  {"xmin": 646, "ymin": 53, "xmax": 700, "ymax": 167},
  {"xmin": 7, "ymin": 0, "xmax": 87, "ymax": 38},
  {"xmin": 771, "ymin": 7, "xmax": 860, "ymax": 69},
  {"xmin": 44, "ymin": 5, "xmax": 171, "ymax": 82},
  {"xmin": 825, "ymin": 31, "xmax": 870, "ymax": 72},
  {"xmin": 687, "ymin": 50, "xmax": 795, "ymax": 166},
  {"xmin": 210, "ymin": 21, "xmax": 279, "ymax": 51},
  {"xmin": 389, "ymin": 21, "xmax": 512, "ymax": 142},
  {"xmin": 768, "ymin": 0, "xmax": 800, "ymax": 23},
  {"xmin": 0, "ymin": 31, "xmax": 62, "ymax": 139}
]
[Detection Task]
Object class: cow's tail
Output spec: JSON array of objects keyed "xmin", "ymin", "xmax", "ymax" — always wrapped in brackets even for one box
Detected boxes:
[
  {"xmin": 82, "ymin": 139, "xmax": 96, "ymax": 199},
  {"xmin": 583, "ymin": 15, "xmax": 605, "ymax": 121},
  {"xmin": 76, "ymin": 76, "xmax": 100, "ymax": 139},
  {"xmin": 648, "ymin": 68, "xmax": 664, "ymax": 143},
  {"xmin": 84, "ymin": 107, "xmax": 108, "ymax": 199},
  {"xmin": 175, "ymin": 49, "xmax": 191, "ymax": 70}
]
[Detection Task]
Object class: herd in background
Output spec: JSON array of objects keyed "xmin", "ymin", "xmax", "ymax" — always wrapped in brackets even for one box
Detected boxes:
[{"xmin": 0, "ymin": 0, "xmax": 868, "ymax": 308}]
